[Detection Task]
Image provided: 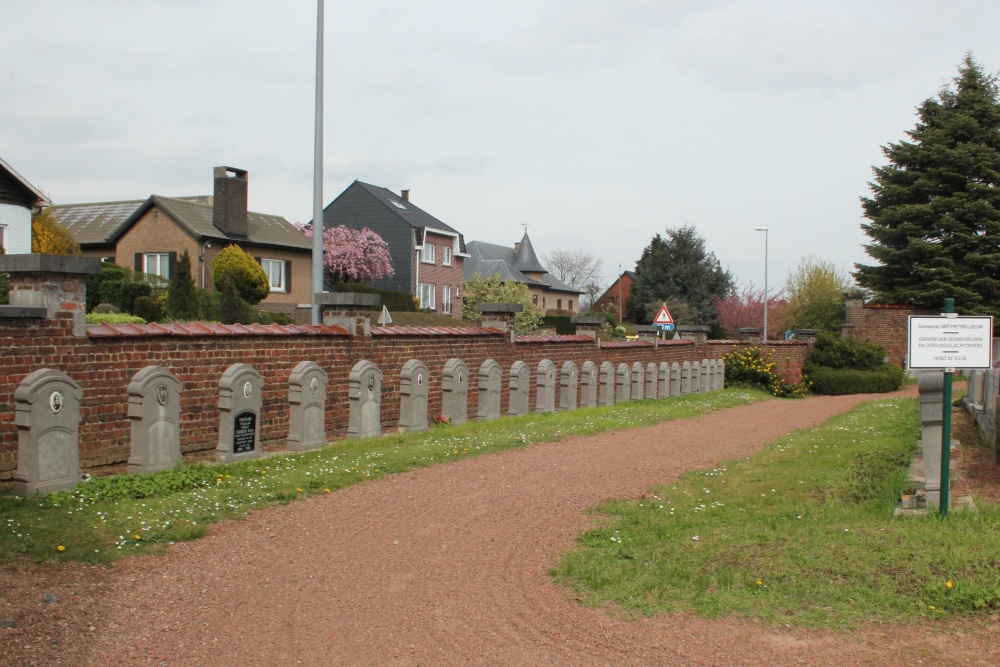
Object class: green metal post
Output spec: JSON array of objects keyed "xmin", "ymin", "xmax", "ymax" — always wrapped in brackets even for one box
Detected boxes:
[{"xmin": 941, "ymin": 297, "xmax": 955, "ymax": 518}]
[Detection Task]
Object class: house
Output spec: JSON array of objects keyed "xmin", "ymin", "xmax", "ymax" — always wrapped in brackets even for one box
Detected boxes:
[
  {"xmin": 48, "ymin": 167, "xmax": 313, "ymax": 321},
  {"xmin": 319, "ymin": 181, "xmax": 468, "ymax": 317},
  {"xmin": 465, "ymin": 231, "xmax": 584, "ymax": 315},
  {"xmin": 0, "ymin": 157, "xmax": 50, "ymax": 254},
  {"xmin": 591, "ymin": 270, "xmax": 637, "ymax": 323}
]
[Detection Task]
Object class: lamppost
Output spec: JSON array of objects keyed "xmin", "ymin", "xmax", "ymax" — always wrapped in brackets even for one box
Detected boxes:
[
  {"xmin": 754, "ymin": 227, "xmax": 768, "ymax": 341},
  {"xmin": 617, "ymin": 264, "xmax": 623, "ymax": 323}
]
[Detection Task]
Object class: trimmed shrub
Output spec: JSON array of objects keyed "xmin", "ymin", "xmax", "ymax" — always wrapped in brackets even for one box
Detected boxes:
[
  {"xmin": 541, "ymin": 315, "xmax": 575, "ymax": 335},
  {"xmin": 132, "ymin": 295, "xmax": 162, "ymax": 323},
  {"xmin": 805, "ymin": 363, "xmax": 905, "ymax": 395},
  {"xmin": 85, "ymin": 313, "xmax": 147, "ymax": 325},
  {"xmin": 86, "ymin": 262, "xmax": 132, "ymax": 312},
  {"xmin": 167, "ymin": 250, "xmax": 199, "ymax": 320},
  {"xmin": 333, "ymin": 282, "xmax": 417, "ymax": 312},
  {"xmin": 98, "ymin": 279, "xmax": 152, "ymax": 314},
  {"xmin": 806, "ymin": 332, "xmax": 885, "ymax": 370},
  {"xmin": 211, "ymin": 245, "xmax": 269, "ymax": 305},
  {"xmin": 91, "ymin": 303, "xmax": 121, "ymax": 314}
]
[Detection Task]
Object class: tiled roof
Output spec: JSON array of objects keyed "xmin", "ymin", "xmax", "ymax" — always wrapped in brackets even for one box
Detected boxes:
[
  {"xmin": 514, "ymin": 334, "xmax": 594, "ymax": 343},
  {"xmin": 372, "ymin": 325, "xmax": 502, "ymax": 336},
  {"xmin": 598, "ymin": 340, "xmax": 658, "ymax": 348},
  {"xmin": 352, "ymin": 181, "xmax": 467, "ymax": 253},
  {"xmin": 87, "ymin": 322, "xmax": 349, "ymax": 337},
  {"xmin": 465, "ymin": 238, "xmax": 583, "ymax": 294},
  {"xmin": 511, "ymin": 231, "xmax": 546, "ymax": 274},
  {"xmin": 50, "ymin": 199, "xmax": 151, "ymax": 245}
]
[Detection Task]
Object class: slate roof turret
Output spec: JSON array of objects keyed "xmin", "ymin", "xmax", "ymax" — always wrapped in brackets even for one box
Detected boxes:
[{"xmin": 511, "ymin": 231, "xmax": 546, "ymax": 274}]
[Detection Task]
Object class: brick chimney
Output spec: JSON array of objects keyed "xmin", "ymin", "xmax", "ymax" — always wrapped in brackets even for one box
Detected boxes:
[
  {"xmin": 401, "ymin": 188, "xmax": 410, "ymax": 202},
  {"xmin": 213, "ymin": 166, "xmax": 248, "ymax": 236}
]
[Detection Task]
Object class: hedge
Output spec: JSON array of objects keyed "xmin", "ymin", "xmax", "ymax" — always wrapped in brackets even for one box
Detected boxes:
[
  {"xmin": 333, "ymin": 282, "xmax": 417, "ymax": 312},
  {"xmin": 804, "ymin": 362, "xmax": 905, "ymax": 395},
  {"xmin": 541, "ymin": 315, "xmax": 575, "ymax": 335}
]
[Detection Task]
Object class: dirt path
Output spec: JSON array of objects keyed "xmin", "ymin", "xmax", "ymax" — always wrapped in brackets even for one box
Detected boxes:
[{"xmin": 4, "ymin": 387, "xmax": 1000, "ymax": 666}]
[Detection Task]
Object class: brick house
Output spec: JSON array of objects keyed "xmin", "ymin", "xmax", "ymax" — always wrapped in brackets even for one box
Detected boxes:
[
  {"xmin": 592, "ymin": 270, "xmax": 637, "ymax": 323},
  {"xmin": 0, "ymin": 157, "xmax": 50, "ymax": 254},
  {"xmin": 319, "ymin": 181, "xmax": 468, "ymax": 318},
  {"xmin": 49, "ymin": 167, "xmax": 313, "ymax": 321},
  {"xmin": 465, "ymin": 231, "xmax": 585, "ymax": 315}
]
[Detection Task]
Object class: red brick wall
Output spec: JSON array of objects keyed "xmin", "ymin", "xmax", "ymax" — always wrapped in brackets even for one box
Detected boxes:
[
  {"xmin": 848, "ymin": 301, "xmax": 937, "ymax": 368},
  {"xmin": 0, "ymin": 317, "xmax": 806, "ymax": 479},
  {"xmin": 416, "ymin": 231, "xmax": 464, "ymax": 318}
]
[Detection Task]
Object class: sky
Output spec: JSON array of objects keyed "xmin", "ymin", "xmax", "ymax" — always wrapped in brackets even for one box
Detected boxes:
[{"xmin": 3, "ymin": 0, "xmax": 999, "ymax": 297}]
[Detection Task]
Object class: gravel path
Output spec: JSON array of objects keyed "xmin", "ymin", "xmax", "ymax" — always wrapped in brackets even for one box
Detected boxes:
[{"xmin": 4, "ymin": 386, "xmax": 1000, "ymax": 666}]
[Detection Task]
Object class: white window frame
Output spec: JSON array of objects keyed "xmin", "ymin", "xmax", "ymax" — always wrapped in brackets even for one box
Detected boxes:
[
  {"xmin": 442, "ymin": 245, "xmax": 452, "ymax": 266},
  {"xmin": 144, "ymin": 253, "xmax": 170, "ymax": 279},
  {"xmin": 442, "ymin": 285, "xmax": 452, "ymax": 314},
  {"xmin": 0, "ymin": 224, "xmax": 6, "ymax": 253},
  {"xmin": 421, "ymin": 243, "xmax": 436, "ymax": 264},
  {"xmin": 419, "ymin": 283, "xmax": 436, "ymax": 310},
  {"xmin": 261, "ymin": 258, "xmax": 286, "ymax": 293}
]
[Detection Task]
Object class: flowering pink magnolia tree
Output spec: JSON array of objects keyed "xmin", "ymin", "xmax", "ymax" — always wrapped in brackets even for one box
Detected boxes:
[
  {"xmin": 713, "ymin": 283, "xmax": 787, "ymax": 339},
  {"xmin": 298, "ymin": 224, "xmax": 394, "ymax": 286}
]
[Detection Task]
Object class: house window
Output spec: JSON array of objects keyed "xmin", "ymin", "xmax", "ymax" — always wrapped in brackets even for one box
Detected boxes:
[
  {"xmin": 569, "ymin": 299, "xmax": 574, "ymax": 312},
  {"xmin": 261, "ymin": 258, "xmax": 286, "ymax": 292},
  {"xmin": 442, "ymin": 285, "xmax": 452, "ymax": 314},
  {"xmin": 0, "ymin": 224, "xmax": 6, "ymax": 252},
  {"xmin": 144, "ymin": 253, "xmax": 170, "ymax": 278},
  {"xmin": 557, "ymin": 298, "xmax": 562, "ymax": 311},
  {"xmin": 443, "ymin": 246, "xmax": 452, "ymax": 266},
  {"xmin": 419, "ymin": 282, "xmax": 436, "ymax": 310},
  {"xmin": 533, "ymin": 295, "xmax": 537, "ymax": 305},
  {"xmin": 421, "ymin": 243, "xmax": 436, "ymax": 264}
]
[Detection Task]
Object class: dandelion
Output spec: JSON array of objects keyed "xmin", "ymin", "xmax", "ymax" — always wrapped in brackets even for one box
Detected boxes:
[
  {"xmin": 57, "ymin": 545, "xmax": 66, "ymax": 552},
  {"xmin": 756, "ymin": 579, "xmax": 762, "ymax": 586},
  {"xmin": 929, "ymin": 605, "xmax": 936, "ymax": 610},
  {"xmin": 134, "ymin": 534, "xmax": 141, "ymax": 540},
  {"xmin": 324, "ymin": 488, "xmax": 331, "ymax": 493},
  {"xmin": 296, "ymin": 488, "xmax": 303, "ymax": 493},
  {"xmin": 946, "ymin": 581, "xmax": 953, "ymax": 589}
]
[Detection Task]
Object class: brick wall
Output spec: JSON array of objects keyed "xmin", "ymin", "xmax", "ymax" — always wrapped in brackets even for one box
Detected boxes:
[
  {"xmin": 416, "ymin": 231, "xmax": 464, "ymax": 318},
  {"xmin": 846, "ymin": 296, "xmax": 937, "ymax": 367}
]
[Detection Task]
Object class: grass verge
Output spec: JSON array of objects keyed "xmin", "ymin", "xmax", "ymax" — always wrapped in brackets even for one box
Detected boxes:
[
  {"xmin": 0, "ymin": 388, "xmax": 766, "ymax": 565},
  {"xmin": 552, "ymin": 396, "xmax": 1000, "ymax": 629}
]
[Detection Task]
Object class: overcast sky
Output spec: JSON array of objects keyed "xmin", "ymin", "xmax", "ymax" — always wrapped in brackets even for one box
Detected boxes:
[{"xmin": 3, "ymin": 1, "xmax": 999, "ymax": 296}]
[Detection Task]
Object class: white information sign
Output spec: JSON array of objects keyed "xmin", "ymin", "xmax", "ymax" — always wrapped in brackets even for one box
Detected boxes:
[{"xmin": 907, "ymin": 315, "xmax": 993, "ymax": 370}]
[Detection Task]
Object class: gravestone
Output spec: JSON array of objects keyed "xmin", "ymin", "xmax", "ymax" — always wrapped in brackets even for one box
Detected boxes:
[
  {"xmin": 509, "ymin": 361, "xmax": 531, "ymax": 416},
  {"xmin": 658, "ymin": 362, "xmax": 670, "ymax": 398},
  {"xmin": 287, "ymin": 361, "xmax": 328, "ymax": 451},
  {"xmin": 441, "ymin": 358, "xmax": 470, "ymax": 425},
  {"xmin": 536, "ymin": 359, "xmax": 557, "ymax": 414},
  {"xmin": 348, "ymin": 360, "xmax": 383, "ymax": 439},
  {"xmin": 12, "ymin": 369, "xmax": 83, "ymax": 495},
  {"xmin": 560, "ymin": 361, "xmax": 579, "ymax": 412},
  {"xmin": 615, "ymin": 363, "xmax": 631, "ymax": 403},
  {"xmin": 646, "ymin": 363, "xmax": 657, "ymax": 399},
  {"xmin": 217, "ymin": 363, "xmax": 264, "ymax": 463},
  {"xmin": 598, "ymin": 361, "xmax": 615, "ymax": 407},
  {"xmin": 670, "ymin": 362, "xmax": 681, "ymax": 396},
  {"xmin": 681, "ymin": 361, "xmax": 692, "ymax": 395},
  {"xmin": 700, "ymin": 359, "xmax": 711, "ymax": 393},
  {"xmin": 399, "ymin": 360, "xmax": 430, "ymax": 432},
  {"xmin": 920, "ymin": 371, "xmax": 944, "ymax": 509},
  {"xmin": 715, "ymin": 359, "xmax": 725, "ymax": 390},
  {"xmin": 631, "ymin": 362, "xmax": 644, "ymax": 401},
  {"xmin": 580, "ymin": 361, "xmax": 598, "ymax": 408},
  {"xmin": 690, "ymin": 361, "xmax": 701, "ymax": 394},
  {"xmin": 127, "ymin": 365, "xmax": 183, "ymax": 473},
  {"xmin": 476, "ymin": 359, "xmax": 503, "ymax": 421}
]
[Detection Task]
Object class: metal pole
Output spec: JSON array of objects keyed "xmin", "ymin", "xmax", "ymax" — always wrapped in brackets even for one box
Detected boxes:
[
  {"xmin": 618, "ymin": 264, "xmax": 622, "ymax": 323},
  {"xmin": 941, "ymin": 297, "xmax": 955, "ymax": 517},
  {"xmin": 311, "ymin": 0, "xmax": 325, "ymax": 325},
  {"xmin": 754, "ymin": 228, "xmax": 768, "ymax": 340}
]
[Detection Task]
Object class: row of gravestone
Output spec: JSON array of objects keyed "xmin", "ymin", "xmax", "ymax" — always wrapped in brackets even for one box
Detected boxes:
[{"xmin": 11, "ymin": 357, "xmax": 724, "ymax": 495}]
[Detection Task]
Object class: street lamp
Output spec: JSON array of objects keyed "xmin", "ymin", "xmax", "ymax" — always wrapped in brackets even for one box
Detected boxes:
[{"xmin": 754, "ymin": 227, "xmax": 768, "ymax": 341}]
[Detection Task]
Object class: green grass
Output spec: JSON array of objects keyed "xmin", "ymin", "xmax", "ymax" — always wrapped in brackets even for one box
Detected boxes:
[
  {"xmin": 552, "ymin": 396, "xmax": 1000, "ymax": 629},
  {"xmin": 0, "ymin": 388, "xmax": 765, "ymax": 565}
]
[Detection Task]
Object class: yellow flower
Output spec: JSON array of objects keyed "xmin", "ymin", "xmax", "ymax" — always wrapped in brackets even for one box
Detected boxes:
[
  {"xmin": 296, "ymin": 488, "xmax": 303, "ymax": 493},
  {"xmin": 134, "ymin": 534, "xmax": 141, "ymax": 540},
  {"xmin": 946, "ymin": 581, "xmax": 953, "ymax": 589},
  {"xmin": 756, "ymin": 580, "xmax": 762, "ymax": 586},
  {"xmin": 57, "ymin": 545, "xmax": 66, "ymax": 552},
  {"xmin": 929, "ymin": 605, "xmax": 935, "ymax": 610},
  {"xmin": 324, "ymin": 488, "xmax": 331, "ymax": 493}
]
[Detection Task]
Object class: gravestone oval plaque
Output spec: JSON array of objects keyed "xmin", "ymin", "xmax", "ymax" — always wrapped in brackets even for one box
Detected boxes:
[
  {"xmin": 310, "ymin": 377, "xmax": 319, "ymax": 393},
  {"xmin": 233, "ymin": 412, "xmax": 257, "ymax": 454},
  {"xmin": 49, "ymin": 391, "xmax": 63, "ymax": 414},
  {"xmin": 156, "ymin": 384, "xmax": 169, "ymax": 406},
  {"xmin": 243, "ymin": 381, "xmax": 253, "ymax": 399}
]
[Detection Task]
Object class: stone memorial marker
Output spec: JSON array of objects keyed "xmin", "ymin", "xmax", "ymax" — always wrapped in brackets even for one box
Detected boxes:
[
  {"xmin": 580, "ymin": 360, "xmax": 598, "ymax": 408},
  {"xmin": 671, "ymin": 362, "xmax": 681, "ymax": 396},
  {"xmin": 509, "ymin": 361, "xmax": 531, "ymax": 416},
  {"xmin": 559, "ymin": 361, "xmax": 579, "ymax": 412},
  {"xmin": 287, "ymin": 361, "xmax": 328, "ymax": 451},
  {"xmin": 715, "ymin": 359, "xmax": 725, "ymax": 390},
  {"xmin": 631, "ymin": 362, "xmax": 644, "ymax": 401},
  {"xmin": 476, "ymin": 359, "xmax": 503, "ymax": 421},
  {"xmin": 127, "ymin": 365, "xmax": 183, "ymax": 473},
  {"xmin": 598, "ymin": 361, "xmax": 615, "ymax": 407},
  {"xmin": 399, "ymin": 359, "xmax": 430, "ymax": 432},
  {"xmin": 920, "ymin": 371, "xmax": 944, "ymax": 509},
  {"xmin": 441, "ymin": 358, "xmax": 470, "ymax": 425},
  {"xmin": 348, "ymin": 360, "xmax": 383, "ymax": 439},
  {"xmin": 658, "ymin": 362, "xmax": 670, "ymax": 398},
  {"xmin": 217, "ymin": 363, "xmax": 264, "ymax": 463},
  {"xmin": 12, "ymin": 369, "xmax": 83, "ymax": 495},
  {"xmin": 690, "ymin": 361, "xmax": 701, "ymax": 394},
  {"xmin": 646, "ymin": 363, "xmax": 657, "ymax": 399},
  {"xmin": 536, "ymin": 359, "xmax": 557, "ymax": 414},
  {"xmin": 700, "ymin": 359, "xmax": 711, "ymax": 393},
  {"xmin": 681, "ymin": 361, "xmax": 692, "ymax": 395},
  {"xmin": 615, "ymin": 363, "xmax": 631, "ymax": 403}
]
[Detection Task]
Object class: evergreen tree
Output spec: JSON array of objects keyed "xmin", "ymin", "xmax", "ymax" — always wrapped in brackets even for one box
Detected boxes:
[
  {"xmin": 625, "ymin": 224, "xmax": 732, "ymax": 328},
  {"xmin": 218, "ymin": 272, "xmax": 251, "ymax": 325},
  {"xmin": 166, "ymin": 250, "xmax": 199, "ymax": 321},
  {"xmin": 855, "ymin": 54, "xmax": 1000, "ymax": 313}
]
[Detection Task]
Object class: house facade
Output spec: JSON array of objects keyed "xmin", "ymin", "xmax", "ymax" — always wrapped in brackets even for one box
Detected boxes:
[
  {"xmin": 465, "ymin": 231, "xmax": 584, "ymax": 315},
  {"xmin": 0, "ymin": 157, "xmax": 50, "ymax": 254},
  {"xmin": 592, "ymin": 270, "xmax": 637, "ymax": 322},
  {"xmin": 49, "ymin": 167, "xmax": 313, "ymax": 321},
  {"xmin": 320, "ymin": 181, "xmax": 468, "ymax": 318}
]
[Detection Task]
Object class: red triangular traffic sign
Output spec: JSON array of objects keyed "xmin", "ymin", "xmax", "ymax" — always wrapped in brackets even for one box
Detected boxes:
[{"xmin": 653, "ymin": 304, "xmax": 673, "ymax": 325}]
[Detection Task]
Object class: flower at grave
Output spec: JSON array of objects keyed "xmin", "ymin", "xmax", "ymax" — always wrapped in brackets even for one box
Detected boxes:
[{"xmin": 57, "ymin": 545, "xmax": 65, "ymax": 552}]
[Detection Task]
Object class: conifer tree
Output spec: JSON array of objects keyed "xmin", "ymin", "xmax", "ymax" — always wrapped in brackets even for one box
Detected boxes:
[
  {"xmin": 166, "ymin": 249, "xmax": 199, "ymax": 321},
  {"xmin": 855, "ymin": 54, "xmax": 1000, "ymax": 313}
]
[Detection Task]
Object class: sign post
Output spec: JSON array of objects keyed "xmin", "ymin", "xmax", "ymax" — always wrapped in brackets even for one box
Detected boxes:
[
  {"xmin": 907, "ymin": 300, "xmax": 993, "ymax": 517},
  {"xmin": 653, "ymin": 304, "xmax": 674, "ymax": 336}
]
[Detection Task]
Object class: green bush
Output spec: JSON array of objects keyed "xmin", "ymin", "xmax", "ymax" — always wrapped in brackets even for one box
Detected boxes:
[
  {"xmin": 541, "ymin": 315, "xmax": 575, "ymax": 334},
  {"xmin": 333, "ymin": 282, "xmax": 417, "ymax": 312},
  {"xmin": 217, "ymin": 272, "xmax": 252, "ymax": 324},
  {"xmin": 211, "ymin": 245, "xmax": 269, "ymax": 305},
  {"xmin": 98, "ymin": 279, "xmax": 152, "ymax": 314},
  {"xmin": 723, "ymin": 346, "xmax": 810, "ymax": 398},
  {"xmin": 86, "ymin": 262, "xmax": 132, "ymax": 312},
  {"xmin": 804, "ymin": 362, "xmax": 905, "ymax": 395},
  {"xmin": 806, "ymin": 332, "xmax": 886, "ymax": 370},
  {"xmin": 132, "ymin": 295, "xmax": 162, "ymax": 323},
  {"xmin": 85, "ymin": 313, "xmax": 147, "ymax": 325},
  {"xmin": 167, "ymin": 250, "xmax": 199, "ymax": 320}
]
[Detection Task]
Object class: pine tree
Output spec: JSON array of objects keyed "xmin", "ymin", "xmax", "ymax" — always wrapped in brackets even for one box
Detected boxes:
[
  {"xmin": 166, "ymin": 249, "xmax": 199, "ymax": 321},
  {"xmin": 855, "ymin": 54, "xmax": 1000, "ymax": 313},
  {"xmin": 625, "ymin": 225, "xmax": 732, "ymax": 328}
]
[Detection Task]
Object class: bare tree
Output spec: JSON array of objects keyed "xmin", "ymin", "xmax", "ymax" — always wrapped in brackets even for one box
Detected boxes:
[{"xmin": 542, "ymin": 248, "xmax": 603, "ymax": 291}]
